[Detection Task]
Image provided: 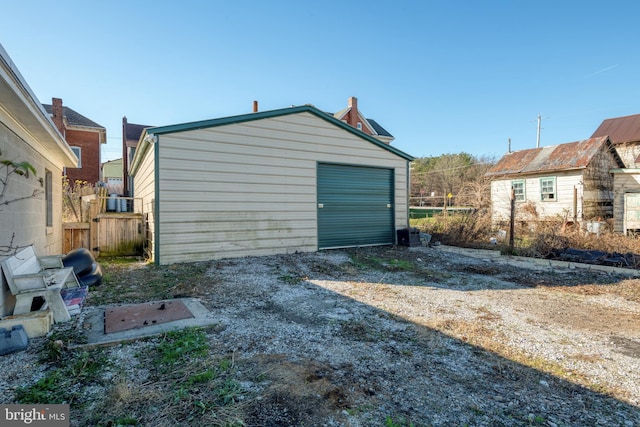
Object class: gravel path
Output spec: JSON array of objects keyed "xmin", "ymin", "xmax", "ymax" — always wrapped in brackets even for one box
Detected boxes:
[{"xmin": 1, "ymin": 245, "xmax": 639, "ymax": 426}]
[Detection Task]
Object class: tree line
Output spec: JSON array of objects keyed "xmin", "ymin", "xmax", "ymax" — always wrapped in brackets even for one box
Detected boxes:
[{"xmin": 410, "ymin": 152, "xmax": 496, "ymax": 209}]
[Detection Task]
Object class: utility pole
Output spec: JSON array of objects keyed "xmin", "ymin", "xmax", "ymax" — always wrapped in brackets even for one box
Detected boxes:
[{"xmin": 536, "ymin": 113, "xmax": 542, "ymax": 148}]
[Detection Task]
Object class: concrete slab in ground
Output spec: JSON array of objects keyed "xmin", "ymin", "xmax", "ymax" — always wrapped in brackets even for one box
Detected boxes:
[
  {"xmin": 77, "ymin": 298, "xmax": 218, "ymax": 347},
  {"xmin": 432, "ymin": 245, "xmax": 640, "ymax": 276}
]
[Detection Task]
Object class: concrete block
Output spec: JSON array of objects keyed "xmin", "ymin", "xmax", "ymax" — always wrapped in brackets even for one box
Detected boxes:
[
  {"xmin": 0, "ymin": 324, "xmax": 29, "ymax": 355},
  {"xmin": 0, "ymin": 310, "xmax": 54, "ymax": 338}
]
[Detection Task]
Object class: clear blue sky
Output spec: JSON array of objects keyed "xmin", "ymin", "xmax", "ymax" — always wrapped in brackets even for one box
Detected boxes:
[{"xmin": 2, "ymin": 1, "xmax": 639, "ymax": 162}]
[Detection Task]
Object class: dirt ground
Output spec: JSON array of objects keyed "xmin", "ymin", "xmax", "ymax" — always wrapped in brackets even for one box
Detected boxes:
[{"xmin": 3, "ymin": 244, "xmax": 640, "ymax": 426}]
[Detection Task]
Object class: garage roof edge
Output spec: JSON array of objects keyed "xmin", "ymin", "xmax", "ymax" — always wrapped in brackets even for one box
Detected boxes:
[{"xmin": 144, "ymin": 105, "xmax": 414, "ymax": 161}]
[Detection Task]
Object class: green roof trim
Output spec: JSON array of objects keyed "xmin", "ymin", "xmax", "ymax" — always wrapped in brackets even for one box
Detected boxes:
[{"xmin": 144, "ymin": 105, "xmax": 414, "ymax": 161}]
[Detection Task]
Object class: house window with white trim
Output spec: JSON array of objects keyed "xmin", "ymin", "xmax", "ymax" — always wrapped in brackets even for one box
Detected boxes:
[
  {"xmin": 71, "ymin": 146, "xmax": 82, "ymax": 168},
  {"xmin": 511, "ymin": 179, "xmax": 525, "ymax": 202},
  {"xmin": 540, "ymin": 176, "xmax": 556, "ymax": 201}
]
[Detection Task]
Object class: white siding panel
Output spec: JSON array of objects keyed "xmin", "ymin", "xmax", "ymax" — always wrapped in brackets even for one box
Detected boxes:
[
  {"xmin": 154, "ymin": 112, "xmax": 408, "ymax": 264},
  {"xmin": 491, "ymin": 172, "xmax": 584, "ymax": 223},
  {"xmin": 0, "ymin": 122, "xmax": 65, "ymax": 255},
  {"xmin": 0, "ymin": 121, "xmax": 66, "ymax": 315},
  {"xmin": 613, "ymin": 171, "xmax": 640, "ymax": 232}
]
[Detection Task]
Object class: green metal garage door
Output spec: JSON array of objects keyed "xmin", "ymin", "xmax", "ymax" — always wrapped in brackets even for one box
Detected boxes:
[{"xmin": 317, "ymin": 163, "xmax": 394, "ymax": 249}]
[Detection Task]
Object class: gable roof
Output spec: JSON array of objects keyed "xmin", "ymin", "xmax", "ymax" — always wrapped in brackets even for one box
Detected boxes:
[
  {"xmin": 124, "ymin": 121, "xmax": 151, "ymax": 148},
  {"xmin": 125, "ymin": 122, "xmax": 149, "ymax": 140},
  {"xmin": 485, "ymin": 136, "xmax": 622, "ymax": 178},
  {"xmin": 42, "ymin": 104, "xmax": 104, "ymax": 129},
  {"xmin": 332, "ymin": 106, "xmax": 393, "ymax": 138},
  {"xmin": 366, "ymin": 119, "xmax": 393, "ymax": 138},
  {"xmin": 143, "ymin": 104, "xmax": 412, "ymax": 161},
  {"xmin": 591, "ymin": 113, "xmax": 640, "ymax": 144},
  {"xmin": 42, "ymin": 103, "xmax": 105, "ymax": 130}
]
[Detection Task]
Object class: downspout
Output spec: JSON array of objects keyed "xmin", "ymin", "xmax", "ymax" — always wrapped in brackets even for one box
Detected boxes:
[
  {"xmin": 154, "ymin": 134, "xmax": 160, "ymax": 265},
  {"xmin": 406, "ymin": 160, "xmax": 411, "ymax": 228}
]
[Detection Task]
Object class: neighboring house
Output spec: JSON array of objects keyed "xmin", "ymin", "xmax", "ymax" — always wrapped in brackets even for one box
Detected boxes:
[
  {"xmin": 333, "ymin": 97, "xmax": 394, "ymax": 144},
  {"xmin": 43, "ymin": 98, "xmax": 106, "ymax": 187},
  {"xmin": 122, "ymin": 117, "xmax": 151, "ymax": 197},
  {"xmin": 591, "ymin": 114, "xmax": 640, "ymax": 233},
  {"xmin": 592, "ymin": 113, "xmax": 640, "ymax": 168},
  {"xmin": 485, "ymin": 136, "xmax": 623, "ymax": 224},
  {"xmin": 130, "ymin": 104, "xmax": 413, "ymax": 265},
  {"xmin": 0, "ymin": 44, "xmax": 78, "ymax": 316},
  {"xmin": 101, "ymin": 158, "xmax": 124, "ymax": 195}
]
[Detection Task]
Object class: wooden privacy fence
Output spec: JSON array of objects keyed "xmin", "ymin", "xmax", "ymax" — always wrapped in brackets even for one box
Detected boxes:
[{"xmin": 63, "ymin": 197, "xmax": 145, "ymax": 257}]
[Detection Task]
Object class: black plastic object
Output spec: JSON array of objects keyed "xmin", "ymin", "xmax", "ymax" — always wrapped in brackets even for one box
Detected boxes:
[
  {"xmin": 77, "ymin": 262, "xmax": 103, "ymax": 287},
  {"xmin": 62, "ymin": 248, "xmax": 95, "ymax": 276},
  {"xmin": 397, "ymin": 228, "xmax": 421, "ymax": 247}
]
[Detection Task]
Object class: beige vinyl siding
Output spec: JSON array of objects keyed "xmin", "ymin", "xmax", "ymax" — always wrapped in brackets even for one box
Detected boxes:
[
  {"xmin": 155, "ymin": 112, "xmax": 407, "ymax": 264},
  {"xmin": 491, "ymin": 171, "xmax": 584, "ymax": 222},
  {"xmin": 131, "ymin": 140, "xmax": 156, "ymax": 260}
]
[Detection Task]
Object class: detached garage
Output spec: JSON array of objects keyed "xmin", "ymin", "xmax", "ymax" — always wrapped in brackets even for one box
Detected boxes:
[{"xmin": 130, "ymin": 105, "xmax": 413, "ymax": 265}]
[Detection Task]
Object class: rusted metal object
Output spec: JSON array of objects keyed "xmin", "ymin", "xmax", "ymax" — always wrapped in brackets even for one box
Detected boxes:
[
  {"xmin": 485, "ymin": 136, "xmax": 617, "ymax": 177},
  {"xmin": 592, "ymin": 113, "xmax": 640, "ymax": 144},
  {"xmin": 104, "ymin": 300, "xmax": 194, "ymax": 334}
]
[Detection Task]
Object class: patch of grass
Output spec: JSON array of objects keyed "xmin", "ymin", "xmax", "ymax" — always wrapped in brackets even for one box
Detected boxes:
[
  {"xmin": 215, "ymin": 378, "xmax": 243, "ymax": 406},
  {"xmin": 103, "ymin": 329, "xmax": 247, "ymax": 426},
  {"xmin": 17, "ymin": 348, "xmax": 109, "ymax": 405},
  {"xmin": 98, "ymin": 256, "xmax": 142, "ymax": 265},
  {"xmin": 15, "ymin": 370, "xmax": 66, "ymax": 404},
  {"xmin": 527, "ymin": 414, "xmax": 546, "ymax": 425},
  {"xmin": 110, "ymin": 416, "xmax": 139, "ymax": 425},
  {"xmin": 385, "ymin": 259, "xmax": 414, "ymax": 271},
  {"xmin": 91, "ymin": 259, "xmax": 213, "ymax": 305},
  {"xmin": 186, "ymin": 369, "xmax": 216, "ymax": 386},
  {"xmin": 155, "ymin": 328, "xmax": 209, "ymax": 369},
  {"xmin": 218, "ymin": 356, "xmax": 233, "ymax": 371}
]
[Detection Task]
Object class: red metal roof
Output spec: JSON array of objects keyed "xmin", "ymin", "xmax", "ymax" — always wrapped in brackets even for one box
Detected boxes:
[
  {"xmin": 485, "ymin": 136, "xmax": 618, "ymax": 177},
  {"xmin": 591, "ymin": 113, "xmax": 640, "ymax": 144}
]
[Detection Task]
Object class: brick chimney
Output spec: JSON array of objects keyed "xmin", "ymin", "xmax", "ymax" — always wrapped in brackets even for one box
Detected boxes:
[
  {"xmin": 347, "ymin": 96, "xmax": 358, "ymax": 128},
  {"xmin": 51, "ymin": 97, "xmax": 65, "ymax": 135}
]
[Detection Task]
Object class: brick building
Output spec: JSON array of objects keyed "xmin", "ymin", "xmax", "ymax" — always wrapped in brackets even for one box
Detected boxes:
[
  {"xmin": 43, "ymin": 98, "xmax": 106, "ymax": 186},
  {"xmin": 332, "ymin": 97, "xmax": 394, "ymax": 145}
]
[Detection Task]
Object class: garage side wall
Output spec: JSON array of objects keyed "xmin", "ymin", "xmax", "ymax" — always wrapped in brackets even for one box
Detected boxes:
[
  {"xmin": 132, "ymin": 140, "xmax": 156, "ymax": 261},
  {"xmin": 155, "ymin": 112, "xmax": 408, "ymax": 264}
]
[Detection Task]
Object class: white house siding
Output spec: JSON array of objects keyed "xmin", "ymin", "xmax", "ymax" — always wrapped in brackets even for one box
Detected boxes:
[
  {"xmin": 490, "ymin": 171, "xmax": 584, "ymax": 223},
  {"xmin": 0, "ymin": 121, "xmax": 67, "ymax": 254},
  {"xmin": 152, "ymin": 112, "xmax": 408, "ymax": 265},
  {"xmin": 0, "ymin": 114, "xmax": 68, "ymax": 317},
  {"xmin": 614, "ymin": 144, "xmax": 640, "ymax": 168},
  {"xmin": 612, "ymin": 170, "xmax": 640, "ymax": 233}
]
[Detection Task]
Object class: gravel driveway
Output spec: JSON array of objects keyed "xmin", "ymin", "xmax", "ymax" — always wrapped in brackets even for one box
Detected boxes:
[{"xmin": 2, "ymin": 245, "xmax": 639, "ymax": 426}]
